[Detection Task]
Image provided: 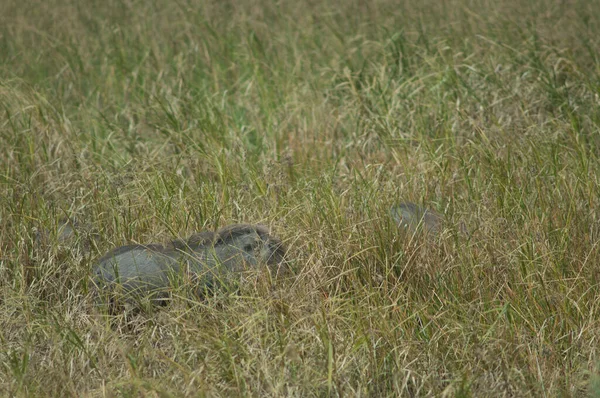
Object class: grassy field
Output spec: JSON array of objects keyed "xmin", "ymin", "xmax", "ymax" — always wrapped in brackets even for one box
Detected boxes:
[{"xmin": 1, "ymin": 0, "xmax": 600, "ymax": 396}]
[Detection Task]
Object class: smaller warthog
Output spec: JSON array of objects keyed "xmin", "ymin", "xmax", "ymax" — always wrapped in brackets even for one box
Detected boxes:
[
  {"xmin": 92, "ymin": 224, "xmax": 286, "ymax": 304},
  {"xmin": 390, "ymin": 202, "xmax": 443, "ymax": 235}
]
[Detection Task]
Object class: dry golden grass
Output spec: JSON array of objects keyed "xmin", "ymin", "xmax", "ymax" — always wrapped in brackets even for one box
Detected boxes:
[{"xmin": 1, "ymin": 0, "xmax": 600, "ymax": 396}]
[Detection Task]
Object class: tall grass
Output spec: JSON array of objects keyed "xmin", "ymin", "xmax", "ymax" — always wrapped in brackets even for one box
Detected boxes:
[{"xmin": 1, "ymin": 0, "xmax": 600, "ymax": 395}]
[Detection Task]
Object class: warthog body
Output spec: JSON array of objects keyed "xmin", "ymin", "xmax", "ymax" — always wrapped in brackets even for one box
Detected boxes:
[
  {"xmin": 390, "ymin": 202, "xmax": 443, "ymax": 235},
  {"xmin": 93, "ymin": 224, "xmax": 286, "ymax": 300}
]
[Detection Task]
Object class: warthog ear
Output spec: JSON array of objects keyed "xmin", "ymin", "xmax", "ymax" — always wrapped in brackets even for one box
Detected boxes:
[{"xmin": 390, "ymin": 202, "xmax": 442, "ymax": 235}]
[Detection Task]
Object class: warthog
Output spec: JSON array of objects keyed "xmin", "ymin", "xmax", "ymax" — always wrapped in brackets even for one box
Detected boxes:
[
  {"xmin": 390, "ymin": 202, "xmax": 443, "ymax": 235},
  {"xmin": 92, "ymin": 224, "xmax": 286, "ymax": 302}
]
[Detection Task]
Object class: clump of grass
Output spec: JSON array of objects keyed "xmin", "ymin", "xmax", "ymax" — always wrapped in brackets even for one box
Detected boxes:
[{"xmin": 1, "ymin": 0, "xmax": 600, "ymax": 395}]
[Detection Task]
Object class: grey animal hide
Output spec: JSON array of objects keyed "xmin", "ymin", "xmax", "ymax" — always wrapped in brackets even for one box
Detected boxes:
[
  {"xmin": 390, "ymin": 202, "xmax": 443, "ymax": 235},
  {"xmin": 93, "ymin": 224, "xmax": 286, "ymax": 300}
]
